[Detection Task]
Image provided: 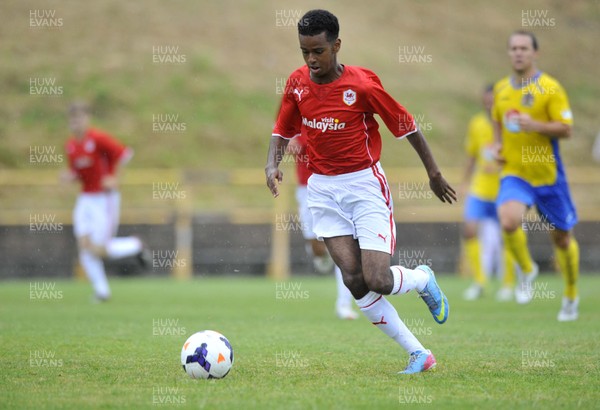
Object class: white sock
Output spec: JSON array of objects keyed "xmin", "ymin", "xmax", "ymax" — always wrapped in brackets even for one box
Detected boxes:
[
  {"xmin": 356, "ymin": 291, "xmax": 425, "ymax": 354},
  {"xmin": 80, "ymin": 250, "xmax": 110, "ymax": 299},
  {"xmin": 105, "ymin": 237, "xmax": 143, "ymax": 260},
  {"xmin": 390, "ymin": 265, "xmax": 429, "ymax": 294},
  {"xmin": 334, "ymin": 265, "xmax": 353, "ymax": 308}
]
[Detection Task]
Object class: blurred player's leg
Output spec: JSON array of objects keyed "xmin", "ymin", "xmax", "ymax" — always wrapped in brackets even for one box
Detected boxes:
[
  {"xmin": 107, "ymin": 190, "xmax": 121, "ymax": 238},
  {"xmin": 499, "ymin": 200, "xmax": 538, "ymax": 304},
  {"xmin": 74, "ymin": 194, "xmax": 112, "ymax": 301},
  {"xmin": 105, "ymin": 237, "xmax": 143, "ymax": 259},
  {"xmin": 497, "ymin": 248, "xmax": 516, "ymax": 301},
  {"xmin": 503, "ymin": 226, "xmax": 538, "ymax": 304},
  {"xmin": 463, "ymin": 236, "xmax": 485, "ymax": 300},
  {"xmin": 462, "ymin": 197, "xmax": 490, "ymax": 300},
  {"xmin": 79, "ymin": 248, "xmax": 110, "ymax": 301},
  {"xmin": 553, "ymin": 232, "xmax": 579, "ymax": 321},
  {"xmin": 503, "ymin": 227, "xmax": 535, "ymax": 274},
  {"xmin": 334, "ymin": 265, "xmax": 358, "ymax": 320}
]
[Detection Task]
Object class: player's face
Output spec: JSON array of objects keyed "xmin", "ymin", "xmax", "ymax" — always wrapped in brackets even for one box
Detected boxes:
[
  {"xmin": 299, "ymin": 32, "xmax": 340, "ymax": 83},
  {"xmin": 508, "ymin": 34, "xmax": 537, "ymax": 74},
  {"xmin": 69, "ymin": 111, "xmax": 90, "ymax": 137}
]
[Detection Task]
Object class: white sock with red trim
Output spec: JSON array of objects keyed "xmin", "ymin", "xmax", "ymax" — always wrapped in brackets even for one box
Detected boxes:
[
  {"xmin": 390, "ymin": 266, "xmax": 429, "ymax": 294},
  {"xmin": 356, "ymin": 291, "xmax": 425, "ymax": 354}
]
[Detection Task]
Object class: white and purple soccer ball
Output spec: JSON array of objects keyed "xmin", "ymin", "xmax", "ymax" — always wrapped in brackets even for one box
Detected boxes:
[{"xmin": 181, "ymin": 330, "xmax": 234, "ymax": 379}]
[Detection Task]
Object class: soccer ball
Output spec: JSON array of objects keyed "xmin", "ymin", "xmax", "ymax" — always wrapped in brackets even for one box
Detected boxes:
[{"xmin": 181, "ymin": 330, "xmax": 234, "ymax": 379}]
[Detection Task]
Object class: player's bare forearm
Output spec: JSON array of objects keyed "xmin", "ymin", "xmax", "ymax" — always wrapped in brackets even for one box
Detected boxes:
[
  {"xmin": 265, "ymin": 136, "xmax": 290, "ymax": 198},
  {"xmin": 523, "ymin": 118, "xmax": 572, "ymax": 139},
  {"xmin": 406, "ymin": 129, "xmax": 442, "ymax": 178},
  {"xmin": 407, "ymin": 129, "xmax": 457, "ymax": 204}
]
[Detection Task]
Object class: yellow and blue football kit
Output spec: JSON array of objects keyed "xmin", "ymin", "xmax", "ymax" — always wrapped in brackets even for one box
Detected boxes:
[
  {"xmin": 493, "ymin": 71, "xmax": 578, "ymax": 300},
  {"xmin": 493, "ymin": 71, "xmax": 577, "ymax": 231}
]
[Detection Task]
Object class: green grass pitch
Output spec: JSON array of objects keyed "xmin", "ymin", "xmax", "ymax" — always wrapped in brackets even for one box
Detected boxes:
[{"xmin": 1, "ymin": 274, "xmax": 599, "ymax": 409}]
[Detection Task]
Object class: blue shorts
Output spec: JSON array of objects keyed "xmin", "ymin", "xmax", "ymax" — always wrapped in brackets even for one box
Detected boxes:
[
  {"xmin": 496, "ymin": 176, "xmax": 578, "ymax": 231},
  {"xmin": 464, "ymin": 195, "xmax": 498, "ymax": 221}
]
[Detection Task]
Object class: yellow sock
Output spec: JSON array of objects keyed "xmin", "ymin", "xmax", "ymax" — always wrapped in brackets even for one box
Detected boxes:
[
  {"xmin": 465, "ymin": 237, "xmax": 486, "ymax": 286},
  {"xmin": 502, "ymin": 248, "xmax": 516, "ymax": 287},
  {"xmin": 503, "ymin": 227, "xmax": 534, "ymax": 274},
  {"xmin": 555, "ymin": 238, "xmax": 579, "ymax": 300}
]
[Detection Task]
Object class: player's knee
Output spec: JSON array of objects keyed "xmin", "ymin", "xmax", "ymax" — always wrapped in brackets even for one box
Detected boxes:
[
  {"xmin": 552, "ymin": 231, "xmax": 571, "ymax": 249},
  {"xmin": 363, "ymin": 269, "xmax": 392, "ymax": 294},
  {"xmin": 77, "ymin": 237, "xmax": 105, "ymax": 258},
  {"xmin": 499, "ymin": 215, "xmax": 520, "ymax": 233},
  {"xmin": 463, "ymin": 222, "xmax": 478, "ymax": 239},
  {"xmin": 498, "ymin": 203, "xmax": 526, "ymax": 232},
  {"xmin": 342, "ymin": 272, "xmax": 364, "ymax": 293},
  {"xmin": 77, "ymin": 236, "xmax": 91, "ymax": 252}
]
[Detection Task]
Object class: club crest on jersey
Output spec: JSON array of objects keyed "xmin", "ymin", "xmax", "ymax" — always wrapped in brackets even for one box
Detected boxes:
[
  {"xmin": 343, "ymin": 89, "xmax": 356, "ymax": 106},
  {"xmin": 84, "ymin": 140, "xmax": 96, "ymax": 152}
]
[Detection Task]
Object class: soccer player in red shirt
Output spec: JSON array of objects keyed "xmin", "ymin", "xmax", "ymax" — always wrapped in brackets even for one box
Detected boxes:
[
  {"xmin": 62, "ymin": 101, "xmax": 149, "ymax": 301},
  {"xmin": 265, "ymin": 10, "xmax": 456, "ymax": 374}
]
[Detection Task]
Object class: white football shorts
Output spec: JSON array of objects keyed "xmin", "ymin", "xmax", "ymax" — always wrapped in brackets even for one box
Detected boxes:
[
  {"xmin": 307, "ymin": 162, "xmax": 396, "ymax": 254},
  {"xmin": 73, "ymin": 191, "xmax": 120, "ymax": 245}
]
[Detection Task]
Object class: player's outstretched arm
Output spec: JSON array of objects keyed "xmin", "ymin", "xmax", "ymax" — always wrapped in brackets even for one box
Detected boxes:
[
  {"xmin": 407, "ymin": 129, "xmax": 457, "ymax": 204},
  {"xmin": 265, "ymin": 135, "xmax": 290, "ymax": 198}
]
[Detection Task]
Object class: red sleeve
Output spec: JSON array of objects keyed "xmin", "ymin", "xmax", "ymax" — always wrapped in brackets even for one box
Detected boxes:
[
  {"xmin": 272, "ymin": 77, "xmax": 302, "ymax": 140},
  {"xmin": 365, "ymin": 72, "xmax": 417, "ymax": 138},
  {"xmin": 91, "ymin": 129, "xmax": 129, "ymax": 171}
]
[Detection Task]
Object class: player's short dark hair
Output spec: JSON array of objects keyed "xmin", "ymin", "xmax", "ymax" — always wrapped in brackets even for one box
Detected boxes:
[
  {"xmin": 509, "ymin": 30, "xmax": 538, "ymax": 51},
  {"xmin": 484, "ymin": 83, "xmax": 494, "ymax": 93},
  {"xmin": 298, "ymin": 9, "xmax": 339, "ymax": 43}
]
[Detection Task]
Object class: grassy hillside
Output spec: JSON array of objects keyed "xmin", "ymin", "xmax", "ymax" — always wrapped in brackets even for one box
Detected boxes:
[{"xmin": 1, "ymin": 0, "xmax": 599, "ymax": 170}]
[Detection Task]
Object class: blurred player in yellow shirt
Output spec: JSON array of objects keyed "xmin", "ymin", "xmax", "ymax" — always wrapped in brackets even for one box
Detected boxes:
[
  {"xmin": 492, "ymin": 31, "xmax": 579, "ymax": 321},
  {"xmin": 462, "ymin": 85, "xmax": 516, "ymax": 301}
]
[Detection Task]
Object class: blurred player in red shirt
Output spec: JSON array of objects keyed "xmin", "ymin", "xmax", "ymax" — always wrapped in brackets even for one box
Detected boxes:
[
  {"xmin": 287, "ymin": 134, "xmax": 358, "ymax": 320},
  {"xmin": 62, "ymin": 101, "xmax": 149, "ymax": 301},
  {"xmin": 265, "ymin": 10, "xmax": 455, "ymax": 373}
]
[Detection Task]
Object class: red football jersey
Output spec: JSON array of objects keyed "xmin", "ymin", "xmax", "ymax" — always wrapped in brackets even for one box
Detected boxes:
[
  {"xmin": 272, "ymin": 65, "xmax": 417, "ymax": 175},
  {"xmin": 65, "ymin": 128, "xmax": 130, "ymax": 193}
]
